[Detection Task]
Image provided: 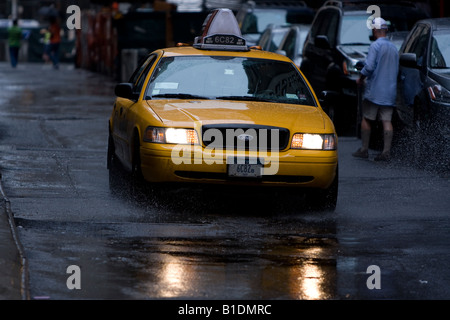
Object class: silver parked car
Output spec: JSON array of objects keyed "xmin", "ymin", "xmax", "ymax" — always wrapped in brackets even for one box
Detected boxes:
[
  {"xmin": 276, "ymin": 24, "xmax": 310, "ymax": 67},
  {"xmin": 257, "ymin": 24, "xmax": 291, "ymax": 52}
]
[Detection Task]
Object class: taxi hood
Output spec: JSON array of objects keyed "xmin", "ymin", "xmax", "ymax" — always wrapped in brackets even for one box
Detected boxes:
[{"xmin": 146, "ymin": 99, "xmax": 328, "ymax": 131}]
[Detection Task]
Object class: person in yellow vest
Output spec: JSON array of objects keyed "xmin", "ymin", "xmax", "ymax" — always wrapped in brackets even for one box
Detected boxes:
[
  {"xmin": 7, "ymin": 19, "xmax": 22, "ymax": 68},
  {"xmin": 40, "ymin": 28, "xmax": 51, "ymax": 63},
  {"xmin": 48, "ymin": 16, "xmax": 61, "ymax": 69}
]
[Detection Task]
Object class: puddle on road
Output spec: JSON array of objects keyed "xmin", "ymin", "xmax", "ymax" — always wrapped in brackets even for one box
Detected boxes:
[
  {"xmin": 106, "ymin": 230, "xmax": 337, "ymax": 299},
  {"xmin": 15, "ymin": 201, "xmax": 338, "ymax": 300}
]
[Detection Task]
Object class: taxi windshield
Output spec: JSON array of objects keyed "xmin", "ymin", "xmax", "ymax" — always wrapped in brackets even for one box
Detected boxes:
[{"xmin": 146, "ymin": 56, "xmax": 316, "ymax": 106}]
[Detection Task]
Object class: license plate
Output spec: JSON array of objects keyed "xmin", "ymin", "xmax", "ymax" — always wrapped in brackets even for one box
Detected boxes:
[{"xmin": 227, "ymin": 158, "xmax": 262, "ymax": 178}]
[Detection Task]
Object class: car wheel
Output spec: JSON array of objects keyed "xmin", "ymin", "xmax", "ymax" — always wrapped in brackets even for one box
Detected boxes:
[
  {"xmin": 307, "ymin": 166, "xmax": 338, "ymax": 211},
  {"xmin": 107, "ymin": 130, "xmax": 115, "ymax": 170},
  {"xmin": 131, "ymin": 131, "xmax": 144, "ymax": 182}
]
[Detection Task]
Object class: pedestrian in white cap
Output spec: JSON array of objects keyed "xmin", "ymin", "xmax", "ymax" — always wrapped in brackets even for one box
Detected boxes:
[
  {"xmin": 353, "ymin": 16, "xmax": 399, "ymax": 161},
  {"xmin": 372, "ymin": 17, "xmax": 389, "ymax": 30}
]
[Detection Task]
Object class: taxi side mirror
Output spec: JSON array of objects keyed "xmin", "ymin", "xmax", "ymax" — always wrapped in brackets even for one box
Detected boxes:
[{"xmin": 115, "ymin": 83, "xmax": 134, "ymax": 100}]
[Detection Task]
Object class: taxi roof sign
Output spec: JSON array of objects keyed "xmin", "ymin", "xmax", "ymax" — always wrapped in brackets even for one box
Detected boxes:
[{"xmin": 193, "ymin": 8, "xmax": 249, "ymax": 51}]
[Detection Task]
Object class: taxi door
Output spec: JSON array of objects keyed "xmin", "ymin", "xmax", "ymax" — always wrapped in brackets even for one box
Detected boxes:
[{"xmin": 113, "ymin": 54, "xmax": 156, "ymax": 166}]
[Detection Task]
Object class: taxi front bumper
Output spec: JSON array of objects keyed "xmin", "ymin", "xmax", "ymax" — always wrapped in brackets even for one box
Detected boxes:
[{"xmin": 140, "ymin": 143, "xmax": 338, "ymax": 189}]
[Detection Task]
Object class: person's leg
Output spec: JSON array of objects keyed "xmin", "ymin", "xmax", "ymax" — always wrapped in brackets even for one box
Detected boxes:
[
  {"xmin": 52, "ymin": 43, "xmax": 60, "ymax": 69},
  {"xmin": 360, "ymin": 117, "xmax": 371, "ymax": 152},
  {"xmin": 353, "ymin": 100, "xmax": 376, "ymax": 158},
  {"xmin": 49, "ymin": 43, "xmax": 59, "ymax": 69},
  {"xmin": 9, "ymin": 47, "xmax": 18, "ymax": 67},
  {"xmin": 43, "ymin": 44, "xmax": 50, "ymax": 63},
  {"xmin": 381, "ymin": 120, "xmax": 393, "ymax": 155},
  {"xmin": 375, "ymin": 107, "xmax": 394, "ymax": 161},
  {"xmin": 13, "ymin": 47, "xmax": 19, "ymax": 67}
]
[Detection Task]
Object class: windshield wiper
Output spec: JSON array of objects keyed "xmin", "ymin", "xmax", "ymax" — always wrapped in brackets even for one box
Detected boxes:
[
  {"xmin": 216, "ymin": 95, "xmax": 275, "ymax": 103},
  {"xmin": 150, "ymin": 93, "xmax": 211, "ymax": 100}
]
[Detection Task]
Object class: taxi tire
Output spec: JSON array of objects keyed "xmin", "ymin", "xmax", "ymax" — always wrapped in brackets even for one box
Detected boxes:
[
  {"xmin": 307, "ymin": 166, "xmax": 338, "ymax": 212},
  {"xmin": 131, "ymin": 132, "xmax": 144, "ymax": 182},
  {"xmin": 107, "ymin": 131, "xmax": 115, "ymax": 170}
]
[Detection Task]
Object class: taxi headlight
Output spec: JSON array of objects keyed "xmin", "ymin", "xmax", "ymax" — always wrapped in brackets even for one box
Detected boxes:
[
  {"xmin": 144, "ymin": 127, "xmax": 199, "ymax": 145},
  {"xmin": 291, "ymin": 133, "xmax": 337, "ymax": 150}
]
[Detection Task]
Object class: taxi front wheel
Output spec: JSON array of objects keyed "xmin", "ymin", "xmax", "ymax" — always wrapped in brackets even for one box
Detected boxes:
[
  {"xmin": 107, "ymin": 131, "xmax": 115, "ymax": 170},
  {"xmin": 131, "ymin": 132, "xmax": 144, "ymax": 182}
]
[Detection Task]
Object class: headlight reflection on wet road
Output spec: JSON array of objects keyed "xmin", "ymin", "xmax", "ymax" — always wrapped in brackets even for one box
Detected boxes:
[
  {"xmin": 139, "ymin": 235, "xmax": 337, "ymax": 300},
  {"xmin": 158, "ymin": 256, "xmax": 189, "ymax": 298}
]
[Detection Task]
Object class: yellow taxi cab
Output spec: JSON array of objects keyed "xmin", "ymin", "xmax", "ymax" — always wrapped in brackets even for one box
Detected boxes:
[{"xmin": 107, "ymin": 8, "xmax": 339, "ymax": 210}]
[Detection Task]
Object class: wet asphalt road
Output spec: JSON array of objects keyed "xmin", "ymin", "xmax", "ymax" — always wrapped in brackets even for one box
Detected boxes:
[{"xmin": 0, "ymin": 62, "xmax": 449, "ymax": 300}]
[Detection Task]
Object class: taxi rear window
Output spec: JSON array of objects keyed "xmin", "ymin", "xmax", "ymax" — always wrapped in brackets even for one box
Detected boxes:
[{"xmin": 146, "ymin": 56, "xmax": 317, "ymax": 106}]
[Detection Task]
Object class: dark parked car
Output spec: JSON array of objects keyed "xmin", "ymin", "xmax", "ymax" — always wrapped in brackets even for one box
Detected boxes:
[
  {"xmin": 300, "ymin": 0, "xmax": 430, "ymax": 135},
  {"xmin": 236, "ymin": 0, "xmax": 315, "ymax": 46},
  {"xmin": 396, "ymin": 18, "xmax": 450, "ymax": 169}
]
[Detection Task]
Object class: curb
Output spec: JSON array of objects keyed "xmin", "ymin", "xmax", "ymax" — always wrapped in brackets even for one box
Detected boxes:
[{"xmin": 0, "ymin": 172, "xmax": 30, "ymax": 300}]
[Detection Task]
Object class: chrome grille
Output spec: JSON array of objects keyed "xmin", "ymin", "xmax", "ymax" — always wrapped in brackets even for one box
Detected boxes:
[{"xmin": 201, "ymin": 124, "xmax": 290, "ymax": 151}]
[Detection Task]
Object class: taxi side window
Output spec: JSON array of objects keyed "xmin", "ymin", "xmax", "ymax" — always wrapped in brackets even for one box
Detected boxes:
[
  {"xmin": 134, "ymin": 55, "xmax": 156, "ymax": 94},
  {"xmin": 128, "ymin": 55, "xmax": 156, "ymax": 94},
  {"xmin": 128, "ymin": 57, "xmax": 149, "ymax": 85}
]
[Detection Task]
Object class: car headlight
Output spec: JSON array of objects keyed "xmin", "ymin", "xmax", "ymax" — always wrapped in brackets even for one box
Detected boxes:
[
  {"xmin": 144, "ymin": 127, "xmax": 199, "ymax": 144},
  {"xmin": 428, "ymin": 85, "xmax": 450, "ymax": 103},
  {"xmin": 343, "ymin": 58, "xmax": 361, "ymax": 75},
  {"xmin": 291, "ymin": 133, "xmax": 337, "ymax": 150}
]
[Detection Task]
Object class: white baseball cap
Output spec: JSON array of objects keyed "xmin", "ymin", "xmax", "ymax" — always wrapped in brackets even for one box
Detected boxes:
[{"xmin": 372, "ymin": 17, "xmax": 388, "ymax": 30}]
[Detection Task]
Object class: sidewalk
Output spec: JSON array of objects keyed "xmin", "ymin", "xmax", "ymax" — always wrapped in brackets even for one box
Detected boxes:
[
  {"xmin": 0, "ymin": 172, "xmax": 27, "ymax": 300},
  {"xmin": 0, "ymin": 62, "xmax": 39, "ymax": 300},
  {"xmin": 0, "ymin": 61, "xmax": 115, "ymax": 300}
]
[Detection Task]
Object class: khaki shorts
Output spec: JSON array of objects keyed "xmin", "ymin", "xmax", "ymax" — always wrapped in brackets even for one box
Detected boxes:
[{"xmin": 362, "ymin": 99, "xmax": 394, "ymax": 121}]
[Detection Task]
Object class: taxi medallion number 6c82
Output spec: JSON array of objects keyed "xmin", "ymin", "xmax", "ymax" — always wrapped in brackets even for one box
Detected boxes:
[{"xmin": 215, "ymin": 36, "xmax": 235, "ymax": 44}]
